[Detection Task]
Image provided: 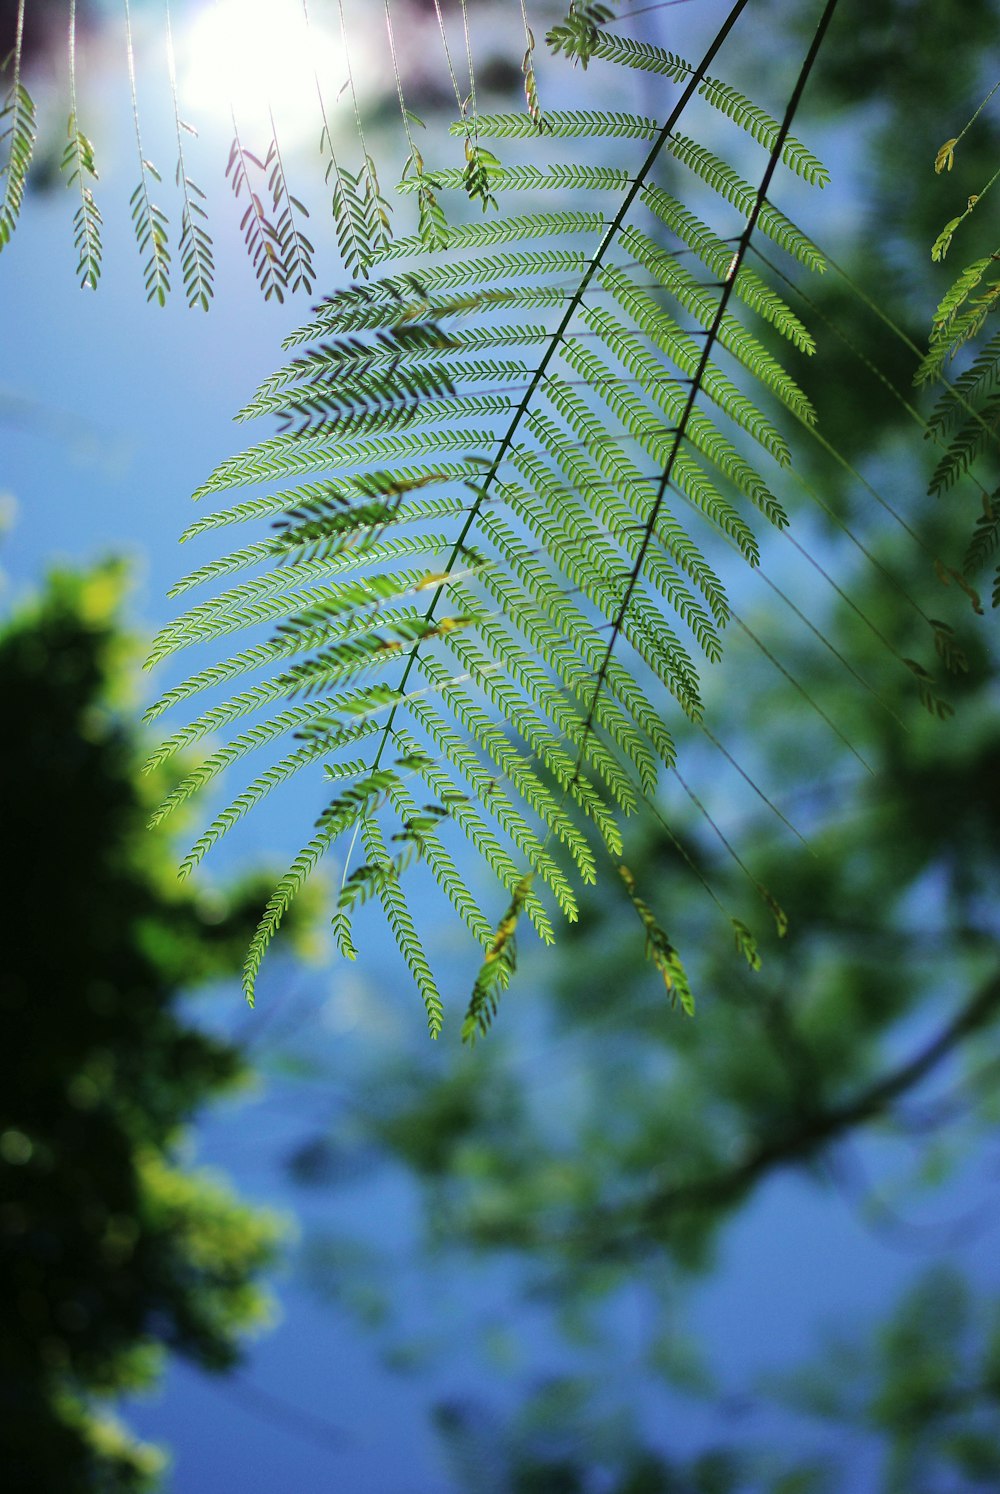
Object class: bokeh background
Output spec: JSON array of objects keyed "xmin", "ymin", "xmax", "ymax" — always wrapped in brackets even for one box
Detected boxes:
[{"xmin": 2, "ymin": 1, "xmax": 999, "ymax": 1490}]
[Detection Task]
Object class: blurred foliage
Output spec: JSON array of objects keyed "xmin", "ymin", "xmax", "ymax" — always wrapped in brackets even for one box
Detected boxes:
[
  {"xmin": 747, "ymin": 0, "xmax": 1000, "ymax": 486},
  {"xmin": 0, "ymin": 563, "xmax": 291, "ymax": 1492},
  {"xmin": 278, "ymin": 0, "xmax": 1000, "ymax": 1483},
  {"xmin": 433, "ymin": 1381, "xmax": 830, "ymax": 1494},
  {"xmin": 431, "ymin": 1266, "xmax": 1000, "ymax": 1493},
  {"xmin": 771, "ymin": 1268, "xmax": 1000, "ymax": 1494}
]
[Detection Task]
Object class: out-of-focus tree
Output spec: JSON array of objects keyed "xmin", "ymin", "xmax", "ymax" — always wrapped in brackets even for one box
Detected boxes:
[
  {"xmin": 430, "ymin": 1266, "xmax": 1000, "ymax": 1492},
  {"xmin": 0, "ymin": 563, "xmax": 290, "ymax": 1492},
  {"xmin": 294, "ymin": 504, "xmax": 1000, "ymax": 1480},
  {"xmin": 283, "ymin": 447, "xmax": 999, "ymax": 1478},
  {"xmin": 278, "ymin": 1, "xmax": 1000, "ymax": 1479}
]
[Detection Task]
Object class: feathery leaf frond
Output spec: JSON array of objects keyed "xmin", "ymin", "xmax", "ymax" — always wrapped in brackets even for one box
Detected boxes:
[
  {"xmin": 166, "ymin": 2, "xmax": 213, "ymax": 310},
  {"xmin": 61, "ymin": 0, "xmax": 101, "ymax": 288},
  {"xmin": 123, "ymin": 0, "xmax": 170, "ymax": 305},
  {"xmin": 918, "ymin": 91, "xmax": 1000, "ymax": 607},
  {"xmin": 0, "ymin": 1, "xmax": 34, "ymax": 252},
  {"xmin": 226, "ymin": 130, "xmax": 288, "ymax": 303},
  {"xmin": 61, "ymin": 113, "xmax": 102, "ymax": 290},
  {"xmin": 154, "ymin": 0, "xmax": 845, "ymax": 1025}
]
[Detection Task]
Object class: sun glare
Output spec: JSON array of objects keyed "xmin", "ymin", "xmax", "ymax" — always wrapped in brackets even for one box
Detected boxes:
[{"xmin": 178, "ymin": 0, "xmax": 349, "ymax": 139}]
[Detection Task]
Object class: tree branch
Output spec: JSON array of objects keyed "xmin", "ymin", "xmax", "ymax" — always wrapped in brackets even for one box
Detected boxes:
[
  {"xmin": 628, "ymin": 965, "xmax": 1000, "ymax": 1240},
  {"xmin": 473, "ymin": 967, "xmax": 1000, "ymax": 1257}
]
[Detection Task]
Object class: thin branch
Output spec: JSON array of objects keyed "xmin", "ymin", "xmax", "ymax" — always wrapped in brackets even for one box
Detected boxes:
[{"xmin": 466, "ymin": 965, "xmax": 1000, "ymax": 1255}]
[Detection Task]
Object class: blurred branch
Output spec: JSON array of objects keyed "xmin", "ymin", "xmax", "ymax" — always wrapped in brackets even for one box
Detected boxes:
[
  {"xmin": 525, "ymin": 966, "xmax": 1000, "ymax": 1256},
  {"xmin": 633, "ymin": 967, "xmax": 1000, "ymax": 1234},
  {"xmin": 210, "ymin": 1369, "xmax": 349, "ymax": 1454}
]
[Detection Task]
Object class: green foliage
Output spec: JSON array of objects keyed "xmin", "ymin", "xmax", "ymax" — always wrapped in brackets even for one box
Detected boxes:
[
  {"xmin": 288, "ymin": 405, "xmax": 999, "ymax": 1273},
  {"xmin": 462, "ymin": 873, "xmax": 531, "ymax": 1043},
  {"xmin": 519, "ymin": 13, "xmax": 544, "ymax": 132},
  {"xmin": 60, "ymin": 113, "xmax": 102, "ymax": 291},
  {"xmin": 0, "ymin": 78, "xmax": 35, "ymax": 248},
  {"xmin": 548, "ymin": 2, "xmax": 619, "ymax": 69},
  {"xmin": 287, "ymin": 330, "xmax": 999, "ymax": 1474},
  {"xmin": 123, "ymin": 0, "xmax": 170, "ymax": 306},
  {"xmin": 432, "ymin": 1384, "xmax": 833, "ymax": 1493},
  {"xmin": 129, "ymin": 163, "xmax": 170, "ymax": 306},
  {"xmin": 777, "ymin": 1270, "xmax": 1000, "ymax": 1494},
  {"xmin": 226, "ymin": 132, "xmax": 290, "ymax": 304},
  {"xmin": 263, "ymin": 130, "xmax": 315, "ymax": 296},
  {"xmin": 165, "ymin": 6, "xmax": 212, "ymax": 310},
  {"xmin": 558, "ymin": 30, "xmax": 830, "ymax": 186},
  {"xmin": 0, "ymin": 1, "xmax": 33, "ymax": 251},
  {"xmin": 0, "ymin": 566, "xmax": 287, "ymax": 1492},
  {"xmin": 176, "ymin": 166, "xmax": 214, "ymax": 311},
  {"xmin": 916, "ymin": 75, "xmax": 1000, "ymax": 611},
  {"xmin": 5, "ymin": 0, "xmax": 1000, "ymax": 1479},
  {"xmin": 327, "ymin": 154, "xmax": 391, "ymax": 279},
  {"xmin": 619, "ymin": 864, "xmax": 695, "ymax": 1013},
  {"xmin": 3, "ymin": 3, "xmax": 988, "ymax": 1042},
  {"xmin": 58, "ymin": 0, "xmax": 102, "ymax": 291},
  {"xmin": 151, "ymin": 15, "xmax": 841, "ymax": 1027}
]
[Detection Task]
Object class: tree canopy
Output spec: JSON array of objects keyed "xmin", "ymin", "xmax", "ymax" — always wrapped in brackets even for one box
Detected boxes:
[{"xmin": 0, "ymin": 565, "xmax": 287, "ymax": 1491}]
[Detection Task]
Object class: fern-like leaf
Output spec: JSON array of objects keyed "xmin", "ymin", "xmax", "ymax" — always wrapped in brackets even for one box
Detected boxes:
[
  {"xmin": 361, "ymin": 813, "xmax": 444, "ymax": 1037},
  {"xmin": 547, "ymin": 3, "xmax": 617, "ymax": 70},
  {"xmin": 619, "ymin": 865, "xmax": 694, "ymax": 1013},
  {"xmin": 519, "ymin": 17, "xmax": 546, "ymax": 131},
  {"xmin": 123, "ymin": 0, "xmax": 170, "ymax": 304},
  {"xmin": 462, "ymin": 874, "xmax": 531, "ymax": 1044},
  {"xmin": 165, "ymin": 6, "xmax": 213, "ymax": 309},
  {"xmin": 916, "ymin": 255, "xmax": 1000, "ymax": 385},
  {"xmin": 328, "ymin": 155, "xmax": 391, "ymax": 277},
  {"xmin": 226, "ymin": 133, "xmax": 287, "ymax": 302},
  {"xmin": 61, "ymin": 114, "xmax": 102, "ymax": 290},
  {"xmin": 453, "ymin": 107, "xmax": 658, "ymax": 141},
  {"xmin": 0, "ymin": 0, "xmax": 34, "ymax": 253},
  {"xmin": 265, "ymin": 123, "xmax": 315, "ymax": 294},
  {"xmin": 153, "ymin": 1, "xmax": 839, "ymax": 1024},
  {"xmin": 177, "ymin": 174, "xmax": 215, "ymax": 311},
  {"xmin": 964, "ymin": 491, "xmax": 1000, "ymax": 576},
  {"xmin": 0, "ymin": 79, "xmax": 35, "ymax": 250},
  {"xmin": 582, "ymin": 32, "xmax": 830, "ymax": 185},
  {"xmin": 129, "ymin": 165, "xmax": 171, "ymax": 306}
]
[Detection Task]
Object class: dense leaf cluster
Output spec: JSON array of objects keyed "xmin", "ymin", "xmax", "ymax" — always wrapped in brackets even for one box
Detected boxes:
[
  {"xmin": 0, "ymin": 568, "xmax": 285, "ymax": 1492},
  {"xmin": 151, "ymin": 14, "xmax": 841, "ymax": 1027}
]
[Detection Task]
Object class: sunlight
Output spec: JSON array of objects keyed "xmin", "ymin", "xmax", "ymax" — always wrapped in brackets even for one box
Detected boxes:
[{"xmin": 178, "ymin": 0, "xmax": 348, "ymax": 139}]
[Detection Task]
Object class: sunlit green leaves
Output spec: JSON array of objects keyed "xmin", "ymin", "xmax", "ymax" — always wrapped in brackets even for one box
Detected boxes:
[
  {"xmin": 61, "ymin": 113, "xmax": 102, "ymax": 290},
  {"xmin": 327, "ymin": 153, "xmax": 391, "ymax": 278},
  {"xmin": 462, "ymin": 874, "xmax": 532, "ymax": 1043},
  {"xmin": 225, "ymin": 130, "xmax": 315, "ymax": 303},
  {"xmin": 153, "ymin": 17, "xmax": 829, "ymax": 1028},
  {"xmin": 619, "ymin": 864, "xmax": 694, "ymax": 1014},
  {"xmin": 176, "ymin": 168, "xmax": 214, "ymax": 311},
  {"xmin": 129, "ymin": 162, "xmax": 171, "ymax": 306},
  {"xmin": 0, "ymin": 79, "xmax": 34, "ymax": 250}
]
